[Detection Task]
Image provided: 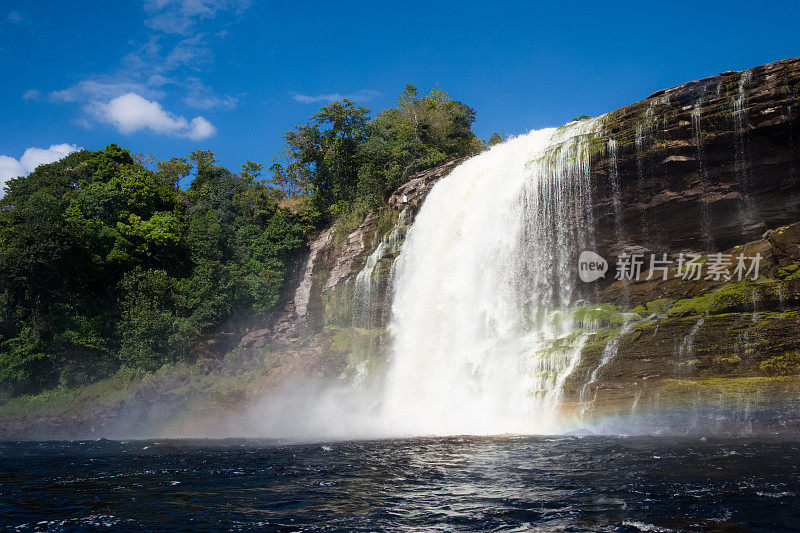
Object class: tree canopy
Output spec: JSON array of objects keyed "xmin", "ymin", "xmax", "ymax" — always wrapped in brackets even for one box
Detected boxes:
[
  {"xmin": 0, "ymin": 144, "xmax": 318, "ymax": 394},
  {"xmin": 275, "ymin": 85, "xmax": 484, "ymax": 216},
  {"xmin": 0, "ymin": 83, "xmax": 486, "ymax": 398}
]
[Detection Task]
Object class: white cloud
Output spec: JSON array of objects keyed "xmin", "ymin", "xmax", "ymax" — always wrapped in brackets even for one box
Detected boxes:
[
  {"xmin": 0, "ymin": 158, "xmax": 23, "ymax": 189},
  {"xmin": 33, "ymin": 0, "xmax": 248, "ymax": 145},
  {"xmin": 163, "ymin": 33, "xmax": 210, "ymax": 67},
  {"xmin": 292, "ymin": 90, "xmax": 380, "ymax": 105},
  {"xmin": 6, "ymin": 11, "xmax": 22, "ymax": 23},
  {"xmin": 22, "ymin": 89, "xmax": 40, "ymax": 101},
  {"xmin": 143, "ymin": 0, "xmax": 250, "ymax": 35},
  {"xmin": 48, "ymin": 34, "xmax": 207, "ymax": 104},
  {"xmin": 183, "ymin": 77, "xmax": 238, "ymax": 110},
  {"xmin": 50, "ymin": 80, "xmax": 158, "ymax": 103},
  {"xmin": 187, "ymin": 116, "xmax": 216, "ymax": 140},
  {"xmin": 90, "ymin": 92, "xmax": 215, "ymax": 140},
  {"xmin": 44, "ymin": 2, "xmax": 245, "ymax": 137},
  {"xmin": 0, "ymin": 144, "xmax": 81, "ymax": 194}
]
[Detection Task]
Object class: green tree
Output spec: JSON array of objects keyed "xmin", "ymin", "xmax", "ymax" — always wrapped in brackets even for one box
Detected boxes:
[
  {"xmin": 117, "ymin": 268, "xmax": 181, "ymax": 370},
  {"xmin": 0, "ymin": 83, "xmax": 484, "ymax": 397},
  {"xmin": 357, "ymin": 85, "xmax": 481, "ymax": 206},
  {"xmin": 0, "ymin": 143, "xmax": 314, "ymax": 395},
  {"xmin": 157, "ymin": 157, "xmax": 192, "ymax": 189},
  {"xmin": 487, "ymin": 132, "xmax": 505, "ymax": 147},
  {"xmin": 282, "ymin": 99, "xmax": 369, "ymax": 213}
]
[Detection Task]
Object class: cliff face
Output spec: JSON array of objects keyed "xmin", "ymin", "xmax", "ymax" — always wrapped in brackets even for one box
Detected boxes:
[
  {"xmin": 239, "ymin": 158, "xmax": 466, "ymax": 344},
  {"xmin": 570, "ymin": 58, "xmax": 800, "ymax": 428},
  {"xmin": 593, "ymin": 57, "xmax": 800, "ymax": 258},
  {"xmin": 293, "ymin": 58, "xmax": 800, "ymax": 320},
  {"xmin": 264, "ymin": 57, "xmax": 800, "ymax": 432}
]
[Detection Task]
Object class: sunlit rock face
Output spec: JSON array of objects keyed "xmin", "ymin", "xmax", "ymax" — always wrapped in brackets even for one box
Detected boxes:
[
  {"xmin": 590, "ymin": 58, "xmax": 800, "ymax": 264},
  {"xmin": 277, "ymin": 57, "xmax": 800, "ymax": 436}
]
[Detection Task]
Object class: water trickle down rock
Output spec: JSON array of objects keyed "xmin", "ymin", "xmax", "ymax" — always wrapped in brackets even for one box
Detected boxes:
[
  {"xmin": 692, "ymin": 97, "xmax": 717, "ymax": 251},
  {"xmin": 732, "ymin": 69, "xmax": 759, "ymax": 232}
]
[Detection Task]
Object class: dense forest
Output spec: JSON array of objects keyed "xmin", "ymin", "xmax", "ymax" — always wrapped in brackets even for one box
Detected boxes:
[{"xmin": 0, "ymin": 86, "xmax": 492, "ymax": 397}]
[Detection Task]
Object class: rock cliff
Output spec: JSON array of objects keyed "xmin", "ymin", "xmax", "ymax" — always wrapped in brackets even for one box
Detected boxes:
[
  {"xmin": 264, "ymin": 56, "xmax": 800, "ymax": 432},
  {"xmin": 591, "ymin": 57, "xmax": 800, "ymax": 262}
]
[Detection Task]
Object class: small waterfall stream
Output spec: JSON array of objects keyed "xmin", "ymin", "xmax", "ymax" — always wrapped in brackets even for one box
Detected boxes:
[
  {"xmin": 676, "ymin": 317, "xmax": 705, "ymax": 375},
  {"xmin": 579, "ymin": 319, "xmax": 637, "ymax": 416},
  {"xmin": 692, "ymin": 100, "xmax": 716, "ymax": 250},
  {"xmin": 352, "ymin": 210, "xmax": 411, "ymax": 329},
  {"xmin": 732, "ymin": 69, "xmax": 758, "ymax": 230},
  {"xmin": 607, "ymin": 139, "xmax": 624, "ymax": 243}
]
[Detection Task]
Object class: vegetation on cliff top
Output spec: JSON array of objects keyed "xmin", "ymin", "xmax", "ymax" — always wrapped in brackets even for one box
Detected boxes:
[{"xmin": 274, "ymin": 85, "xmax": 485, "ymax": 218}]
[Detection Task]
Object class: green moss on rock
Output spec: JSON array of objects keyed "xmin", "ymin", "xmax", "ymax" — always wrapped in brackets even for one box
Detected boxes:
[
  {"xmin": 778, "ymin": 264, "xmax": 800, "ymax": 280},
  {"xmin": 633, "ymin": 298, "xmax": 673, "ymax": 317},
  {"xmin": 760, "ymin": 352, "xmax": 800, "ymax": 376},
  {"xmin": 321, "ymin": 281, "xmax": 355, "ymax": 328},
  {"xmin": 657, "ymin": 376, "xmax": 800, "ymax": 403},
  {"xmin": 714, "ymin": 354, "xmax": 742, "ymax": 370},
  {"xmin": 570, "ymin": 304, "xmax": 631, "ymax": 328},
  {"xmin": 667, "ymin": 279, "xmax": 786, "ymax": 317},
  {"xmin": 667, "ymin": 293, "xmax": 713, "ymax": 317}
]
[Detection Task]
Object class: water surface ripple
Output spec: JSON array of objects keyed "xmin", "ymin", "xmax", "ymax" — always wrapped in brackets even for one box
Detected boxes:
[{"xmin": 1, "ymin": 436, "xmax": 799, "ymax": 531}]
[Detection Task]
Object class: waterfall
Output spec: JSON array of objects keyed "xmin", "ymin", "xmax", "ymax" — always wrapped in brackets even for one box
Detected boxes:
[
  {"xmin": 579, "ymin": 320, "xmax": 636, "ymax": 416},
  {"xmin": 675, "ymin": 317, "xmax": 704, "ymax": 375},
  {"xmin": 352, "ymin": 210, "xmax": 410, "ymax": 329},
  {"xmin": 733, "ymin": 69, "xmax": 752, "ymax": 120},
  {"xmin": 338, "ymin": 212, "xmax": 413, "ymax": 385},
  {"xmin": 377, "ymin": 117, "xmax": 606, "ymax": 435},
  {"xmin": 732, "ymin": 69, "xmax": 757, "ymax": 230},
  {"xmin": 608, "ymin": 139, "xmax": 624, "ymax": 243},
  {"xmin": 692, "ymin": 100, "xmax": 716, "ymax": 250},
  {"xmin": 634, "ymin": 96, "xmax": 668, "ymax": 241},
  {"xmin": 635, "ymin": 123, "xmax": 646, "ymax": 186}
]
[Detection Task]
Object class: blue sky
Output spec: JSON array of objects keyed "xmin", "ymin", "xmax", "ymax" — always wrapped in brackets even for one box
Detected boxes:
[{"xmin": 2, "ymin": 0, "xmax": 799, "ymax": 187}]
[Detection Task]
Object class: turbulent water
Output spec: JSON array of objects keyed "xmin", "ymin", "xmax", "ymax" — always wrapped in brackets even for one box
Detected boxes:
[
  {"xmin": 378, "ymin": 119, "xmax": 604, "ymax": 435},
  {"xmin": 2, "ymin": 436, "xmax": 799, "ymax": 532}
]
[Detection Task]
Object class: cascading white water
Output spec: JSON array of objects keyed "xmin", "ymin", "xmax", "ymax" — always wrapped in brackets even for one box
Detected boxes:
[
  {"xmin": 732, "ymin": 69, "xmax": 758, "ymax": 229},
  {"xmin": 675, "ymin": 317, "xmax": 705, "ymax": 376},
  {"xmin": 579, "ymin": 320, "xmax": 636, "ymax": 416},
  {"xmin": 377, "ymin": 118, "xmax": 605, "ymax": 436},
  {"xmin": 353, "ymin": 210, "xmax": 410, "ymax": 328},
  {"xmin": 692, "ymin": 100, "xmax": 717, "ymax": 250},
  {"xmin": 733, "ymin": 70, "xmax": 752, "ymax": 121},
  {"xmin": 607, "ymin": 139, "xmax": 624, "ymax": 243}
]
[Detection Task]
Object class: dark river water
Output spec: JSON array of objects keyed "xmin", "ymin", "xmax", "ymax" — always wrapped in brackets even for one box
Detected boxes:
[{"xmin": 1, "ymin": 436, "xmax": 799, "ymax": 532}]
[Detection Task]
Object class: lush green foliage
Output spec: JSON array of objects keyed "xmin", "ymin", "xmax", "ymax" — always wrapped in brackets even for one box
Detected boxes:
[
  {"xmin": 487, "ymin": 132, "xmax": 506, "ymax": 147},
  {"xmin": 0, "ymin": 84, "xmax": 485, "ymax": 398},
  {"xmin": 276, "ymin": 85, "xmax": 484, "ymax": 216},
  {"xmin": 0, "ymin": 144, "xmax": 319, "ymax": 395}
]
